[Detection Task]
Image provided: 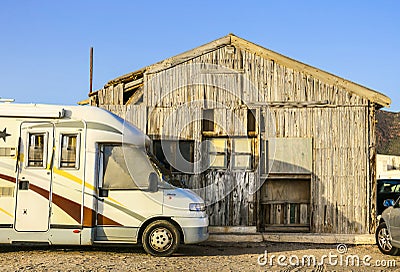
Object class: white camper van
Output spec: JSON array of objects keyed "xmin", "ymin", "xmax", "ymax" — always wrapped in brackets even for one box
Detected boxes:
[{"xmin": 0, "ymin": 103, "xmax": 208, "ymax": 256}]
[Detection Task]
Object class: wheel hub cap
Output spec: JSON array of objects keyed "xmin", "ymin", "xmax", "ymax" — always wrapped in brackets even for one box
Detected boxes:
[
  {"xmin": 149, "ymin": 227, "xmax": 173, "ymax": 252},
  {"xmin": 378, "ymin": 227, "xmax": 393, "ymax": 251}
]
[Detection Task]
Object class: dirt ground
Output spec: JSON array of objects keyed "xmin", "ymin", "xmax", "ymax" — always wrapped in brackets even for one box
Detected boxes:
[{"xmin": 0, "ymin": 242, "xmax": 399, "ymax": 272}]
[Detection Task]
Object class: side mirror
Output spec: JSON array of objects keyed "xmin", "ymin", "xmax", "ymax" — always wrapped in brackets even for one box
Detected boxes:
[
  {"xmin": 384, "ymin": 199, "xmax": 395, "ymax": 208},
  {"xmin": 148, "ymin": 172, "xmax": 159, "ymax": 192},
  {"xmin": 99, "ymin": 188, "xmax": 109, "ymax": 197}
]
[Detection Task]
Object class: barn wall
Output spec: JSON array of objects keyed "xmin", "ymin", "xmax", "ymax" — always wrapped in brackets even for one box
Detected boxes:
[
  {"xmin": 264, "ymin": 106, "xmax": 369, "ymax": 233},
  {"xmin": 94, "ymin": 44, "xmax": 373, "ymax": 234}
]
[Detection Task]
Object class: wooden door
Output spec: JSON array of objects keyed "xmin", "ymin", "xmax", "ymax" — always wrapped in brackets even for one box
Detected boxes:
[{"xmin": 258, "ymin": 137, "xmax": 312, "ymax": 232}]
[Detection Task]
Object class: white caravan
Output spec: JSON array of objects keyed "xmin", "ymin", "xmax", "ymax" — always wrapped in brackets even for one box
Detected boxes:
[{"xmin": 0, "ymin": 103, "xmax": 208, "ymax": 256}]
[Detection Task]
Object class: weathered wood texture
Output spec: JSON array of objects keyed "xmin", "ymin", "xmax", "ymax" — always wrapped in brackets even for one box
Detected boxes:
[
  {"xmin": 142, "ymin": 47, "xmax": 370, "ymax": 108},
  {"xmin": 92, "ymin": 41, "xmax": 375, "ymax": 234},
  {"xmin": 262, "ymin": 106, "xmax": 369, "ymax": 233},
  {"xmin": 368, "ymin": 103, "xmax": 377, "ymax": 233}
]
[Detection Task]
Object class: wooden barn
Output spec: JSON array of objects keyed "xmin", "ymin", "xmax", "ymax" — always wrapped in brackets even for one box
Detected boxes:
[{"xmin": 82, "ymin": 34, "xmax": 391, "ymax": 235}]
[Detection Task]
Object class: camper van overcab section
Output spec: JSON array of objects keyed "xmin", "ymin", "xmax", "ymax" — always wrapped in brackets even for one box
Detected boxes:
[{"xmin": 0, "ymin": 103, "xmax": 208, "ymax": 256}]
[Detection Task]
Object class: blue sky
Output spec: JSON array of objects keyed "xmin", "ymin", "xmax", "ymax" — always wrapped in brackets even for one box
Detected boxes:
[{"xmin": 0, "ymin": 1, "xmax": 399, "ymax": 111}]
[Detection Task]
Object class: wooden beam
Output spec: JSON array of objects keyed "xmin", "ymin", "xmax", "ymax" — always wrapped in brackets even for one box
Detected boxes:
[
  {"xmin": 77, "ymin": 98, "xmax": 90, "ymax": 105},
  {"xmin": 250, "ymin": 100, "xmax": 330, "ymax": 108},
  {"xmin": 105, "ymin": 68, "xmax": 146, "ymax": 88},
  {"xmin": 207, "ymin": 234, "xmax": 263, "ymax": 243},
  {"xmin": 206, "ymin": 233, "xmax": 375, "ymax": 244},
  {"xmin": 124, "ymin": 78, "xmax": 144, "ymax": 90},
  {"xmin": 261, "ymin": 173, "xmax": 312, "ymax": 180},
  {"xmin": 263, "ymin": 233, "xmax": 375, "ymax": 245},
  {"xmin": 209, "ymin": 226, "xmax": 257, "ymax": 233},
  {"xmin": 147, "ymin": 35, "xmax": 231, "ymax": 74},
  {"xmin": 125, "ymin": 87, "xmax": 144, "ymax": 105}
]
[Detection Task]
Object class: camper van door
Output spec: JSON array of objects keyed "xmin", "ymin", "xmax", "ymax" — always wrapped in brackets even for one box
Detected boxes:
[{"xmin": 15, "ymin": 122, "xmax": 54, "ymax": 232}]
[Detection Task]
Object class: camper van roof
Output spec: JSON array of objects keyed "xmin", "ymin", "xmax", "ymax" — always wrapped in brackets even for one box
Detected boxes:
[
  {"xmin": 0, "ymin": 103, "xmax": 147, "ymax": 143},
  {"xmin": 0, "ymin": 103, "xmax": 115, "ymax": 121},
  {"xmin": 0, "ymin": 103, "xmax": 66, "ymax": 118}
]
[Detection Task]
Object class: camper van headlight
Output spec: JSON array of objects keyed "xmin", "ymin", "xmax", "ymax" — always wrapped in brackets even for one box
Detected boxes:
[{"xmin": 189, "ymin": 203, "xmax": 206, "ymax": 212}]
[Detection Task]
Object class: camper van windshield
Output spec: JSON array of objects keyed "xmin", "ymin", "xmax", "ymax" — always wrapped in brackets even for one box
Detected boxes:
[
  {"xmin": 102, "ymin": 144, "xmax": 172, "ymax": 190},
  {"xmin": 148, "ymin": 153, "xmax": 174, "ymax": 185}
]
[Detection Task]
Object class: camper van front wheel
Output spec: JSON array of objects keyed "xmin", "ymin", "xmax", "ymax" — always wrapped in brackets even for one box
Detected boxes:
[{"xmin": 142, "ymin": 220, "xmax": 180, "ymax": 257}]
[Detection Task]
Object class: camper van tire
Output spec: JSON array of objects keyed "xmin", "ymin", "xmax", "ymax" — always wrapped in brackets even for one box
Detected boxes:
[{"xmin": 142, "ymin": 220, "xmax": 180, "ymax": 257}]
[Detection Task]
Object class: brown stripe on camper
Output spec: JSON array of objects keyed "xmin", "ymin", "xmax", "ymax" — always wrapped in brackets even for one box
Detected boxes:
[
  {"xmin": 0, "ymin": 173, "xmax": 15, "ymax": 183},
  {"xmin": 30, "ymin": 183, "xmax": 122, "ymax": 227},
  {"xmin": 0, "ymin": 173, "xmax": 122, "ymax": 227},
  {"xmin": 97, "ymin": 214, "xmax": 122, "ymax": 225}
]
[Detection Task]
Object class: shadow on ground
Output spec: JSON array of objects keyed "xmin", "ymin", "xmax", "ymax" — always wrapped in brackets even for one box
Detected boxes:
[{"xmin": 0, "ymin": 242, "xmax": 363, "ymax": 257}]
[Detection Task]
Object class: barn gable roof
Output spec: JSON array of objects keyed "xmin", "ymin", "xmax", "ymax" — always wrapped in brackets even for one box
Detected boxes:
[{"xmin": 93, "ymin": 34, "xmax": 391, "ymax": 108}]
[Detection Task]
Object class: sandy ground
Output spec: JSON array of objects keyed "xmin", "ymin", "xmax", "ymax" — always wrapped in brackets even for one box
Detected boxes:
[{"xmin": 0, "ymin": 242, "xmax": 399, "ymax": 271}]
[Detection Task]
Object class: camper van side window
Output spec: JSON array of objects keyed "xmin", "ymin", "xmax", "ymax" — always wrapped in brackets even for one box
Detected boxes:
[
  {"xmin": 60, "ymin": 134, "xmax": 80, "ymax": 169},
  {"xmin": 102, "ymin": 145, "xmax": 134, "ymax": 189},
  {"xmin": 101, "ymin": 144, "xmax": 155, "ymax": 190},
  {"xmin": 27, "ymin": 133, "xmax": 46, "ymax": 167}
]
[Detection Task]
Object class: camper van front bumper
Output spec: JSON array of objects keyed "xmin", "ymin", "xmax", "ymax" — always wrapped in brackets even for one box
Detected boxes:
[
  {"xmin": 173, "ymin": 217, "xmax": 209, "ymax": 244},
  {"xmin": 182, "ymin": 225, "xmax": 209, "ymax": 244}
]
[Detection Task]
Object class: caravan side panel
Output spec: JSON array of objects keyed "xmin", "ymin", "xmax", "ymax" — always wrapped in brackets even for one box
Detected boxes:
[{"xmin": 0, "ymin": 118, "xmax": 19, "ymax": 240}]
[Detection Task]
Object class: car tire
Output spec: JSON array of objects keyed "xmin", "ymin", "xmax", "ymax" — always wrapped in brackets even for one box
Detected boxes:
[
  {"xmin": 142, "ymin": 220, "xmax": 180, "ymax": 257},
  {"xmin": 376, "ymin": 222, "xmax": 399, "ymax": 255}
]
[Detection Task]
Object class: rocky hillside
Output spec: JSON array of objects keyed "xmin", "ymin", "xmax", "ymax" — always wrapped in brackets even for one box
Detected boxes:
[{"xmin": 376, "ymin": 110, "xmax": 400, "ymax": 155}]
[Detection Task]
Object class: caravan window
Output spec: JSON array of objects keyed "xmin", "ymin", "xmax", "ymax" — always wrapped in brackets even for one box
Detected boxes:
[
  {"xmin": 27, "ymin": 133, "xmax": 47, "ymax": 167},
  {"xmin": 101, "ymin": 144, "xmax": 157, "ymax": 190},
  {"xmin": 60, "ymin": 134, "xmax": 80, "ymax": 169}
]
